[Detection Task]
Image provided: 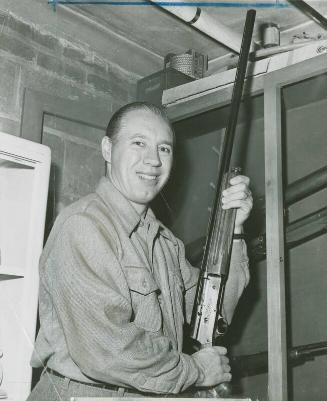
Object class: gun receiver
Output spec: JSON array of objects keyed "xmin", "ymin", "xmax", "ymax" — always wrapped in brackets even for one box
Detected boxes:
[{"xmin": 191, "ymin": 169, "xmax": 239, "ymax": 344}]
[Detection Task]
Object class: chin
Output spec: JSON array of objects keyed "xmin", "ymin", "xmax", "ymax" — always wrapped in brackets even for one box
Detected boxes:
[{"xmin": 134, "ymin": 192, "xmax": 158, "ymax": 205}]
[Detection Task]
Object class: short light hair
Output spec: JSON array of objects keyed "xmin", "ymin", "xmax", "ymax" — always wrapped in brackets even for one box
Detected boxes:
[{"xmin": 106, "ymin": 102, "xmax": 174, "ymax": 143}]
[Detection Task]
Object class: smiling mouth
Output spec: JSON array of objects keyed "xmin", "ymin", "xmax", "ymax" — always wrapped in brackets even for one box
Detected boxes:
[{"xmin": 138, "ymin": 173, "xmax": 159, "ymax": 182}]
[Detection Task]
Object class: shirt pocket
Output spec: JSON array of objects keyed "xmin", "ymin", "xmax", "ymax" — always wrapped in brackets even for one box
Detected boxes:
[{"xmin": 123, "ymin": 266, "xmax": 162, "ymax": 333}]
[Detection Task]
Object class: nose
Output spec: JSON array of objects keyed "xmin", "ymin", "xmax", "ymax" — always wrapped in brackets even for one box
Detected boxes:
[{"xmin": 143, "ymin": 146, "xmax": 162, "ymax": 167}]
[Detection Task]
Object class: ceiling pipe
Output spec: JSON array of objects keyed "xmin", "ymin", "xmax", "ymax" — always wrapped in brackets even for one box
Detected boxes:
[
  {"xmin": 288, "ymin": 0, "xmax": 327, "ymax": 30},
  {"xmin": 149, "ymin": 0, "xmax": 247, "ymax": 53}
]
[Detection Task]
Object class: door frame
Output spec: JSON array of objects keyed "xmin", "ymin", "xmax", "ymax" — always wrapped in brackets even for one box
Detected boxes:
[
  {"xmin": 20, "ymin": 88, "xmax": 110, "ymax": 142},
  {"xmin": 264, "ymin": 52, "xmax": 327, "ymax": 401}
]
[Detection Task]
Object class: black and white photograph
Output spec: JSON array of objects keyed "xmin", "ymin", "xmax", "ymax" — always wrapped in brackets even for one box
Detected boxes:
[{"xmin": 0, "ymin": 1, "xmax": 326, "ymax": 400}]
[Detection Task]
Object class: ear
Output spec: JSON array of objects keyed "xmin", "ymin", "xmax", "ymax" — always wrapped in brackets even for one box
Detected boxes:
[{"xmin": 101, "ymin": 136, "xmax": 112, "ymax": 163}]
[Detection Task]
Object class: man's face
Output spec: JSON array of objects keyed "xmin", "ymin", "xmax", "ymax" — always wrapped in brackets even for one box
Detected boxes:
[{"xmin": 104, "ymin": 109, "xmax": 174, "ymax": 212}]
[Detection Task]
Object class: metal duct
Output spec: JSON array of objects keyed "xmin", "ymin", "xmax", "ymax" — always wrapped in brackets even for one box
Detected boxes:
[{"xmin": 149, "ymin": 0, "xmax": 246, "ymax": 53}]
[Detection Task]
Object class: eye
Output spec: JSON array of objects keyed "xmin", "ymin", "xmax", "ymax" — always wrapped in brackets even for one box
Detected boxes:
[
  {"xmin": 133, "ymin": 140, "xmax": 145, "ymax": 147},
  {"xmin": 159, "ymin": 145, "xmax": 172, "ymax": 154}
]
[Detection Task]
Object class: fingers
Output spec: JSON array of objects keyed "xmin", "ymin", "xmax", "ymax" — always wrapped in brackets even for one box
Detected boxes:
[
  {"xmin": 219, "ymin": 356, "xmax": 231, "ymax": 373},
  {"xmin": 223, "ymin": 175, "xmax": 250, "ymax": 198},
  {"xmin": 222, "ymin": 197, "xmax": 253, "ymax": 212},
  {"xmin": 221, "ymin": 175, "xmax": 253, "ymax": 212},
  {"xmin": 221, "ymin": 372, "xmax": 232, "ymax": 382},
  {"xmin": 212, "ymin": 346, "xmax": 228, "ymax": 355},
  {"xmin": 223, "ymin": 184, "xmax": 251, "ymax": 198},
  {"xmin": 215, "ymin": 354, "xmax": 232, "ymax": 382},
  {"xmin": 212, "ymin": 348, "xmax": 231, "ymax": 373},
  {"xmin": 220, "ymin": 355, "xmax": 229, "ymax": 365},
  {"xmin": 229, "ymin": 174, "xmax": 250, "ymax": 186},
  {"xmin": 222, "ymin": 193, "xmax": 253, "ymax": 210},
  {"xmin": 193, "ymin": 346, "xmax": 232, "ymax": 388}
]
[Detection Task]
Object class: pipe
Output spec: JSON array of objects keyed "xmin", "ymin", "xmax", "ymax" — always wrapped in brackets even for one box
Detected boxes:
[
  {"xmin": 187, "ymin": 165, "xmax": 327, "ymax": 264},
  {"xmin": 285, "ymin": 205, "xmax": 327, "ymax": 248},
  {"xmin": 149, "ymin": 0, "xmax": 245, "ymax": 53},
  {"xmin": 285, "ymin": 165, "xmax": 327, "ymax": 205},
  {"xmin": 255, "ymin": 165, "xmax": 327, "ymax": 212},
  {"xmin": 210, "ymin": 340, "xmax": 327, "ymax": 397},
  {"xmin": 288, "ymin": 0, "xmax": 327, "ymax": 30},
  {"xmin": 251, "ymin": 205, "xmax": 327, "ymax": 260},
  {"xmin": 187, "ymin": 205, "xmax": 327, "ymax": 264},
  {"xmin": 230, "ymin": 340, "xmax": 327, "ymax": 378}
]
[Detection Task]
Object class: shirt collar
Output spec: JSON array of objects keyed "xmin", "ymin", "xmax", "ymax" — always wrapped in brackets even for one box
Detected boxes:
[
  {"xmin": 95, "ymin": 176, "xmax": 176, "ymax": 244},
  {"xmin": 143, "ymin": 207, "xmax": 177, "ymax": 245},
  {"xmin": 96, "ymin": 176, "xmax": 141, "ymax": 236}
]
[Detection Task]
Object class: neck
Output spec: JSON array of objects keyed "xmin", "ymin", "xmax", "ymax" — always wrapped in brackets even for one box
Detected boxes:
[
  {"xmin": 106, "ymin": 167, "xmax": 148, "ymax": 216},
  {"xmin": 132, "ymin": 202, "xmax": 147, "ymax": 216}
]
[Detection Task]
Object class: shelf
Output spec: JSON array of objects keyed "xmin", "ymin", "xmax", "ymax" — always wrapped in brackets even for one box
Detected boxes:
[{"xmin": 0, "ymin": 265, "xmax": 25, "ymax": 280}]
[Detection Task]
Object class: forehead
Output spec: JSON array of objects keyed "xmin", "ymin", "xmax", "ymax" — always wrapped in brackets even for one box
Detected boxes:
[{"xmin": 118, "ymin": 109, "xmax": 174, "ymax": 142}]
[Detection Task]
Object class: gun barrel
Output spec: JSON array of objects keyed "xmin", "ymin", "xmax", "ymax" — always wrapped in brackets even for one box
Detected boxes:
[{"xmin": 191, "ymin": 9, "xmax": 256, "ymax": 344}]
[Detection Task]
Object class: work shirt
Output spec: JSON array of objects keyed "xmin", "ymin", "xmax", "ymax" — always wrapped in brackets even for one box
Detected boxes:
[{"xmin": 31, "ymin": 176, "xmax": 249, "ymax": 394}]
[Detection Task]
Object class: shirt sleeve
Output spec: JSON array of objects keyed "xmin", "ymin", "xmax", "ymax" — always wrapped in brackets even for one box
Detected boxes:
[
  {"xmin": 174, "ymin": 237, "xmax": 200, "ymax": 325},
  {"xmin": 43, "ymin": 213, "xmax": 200, "ymax": 394},
  {"xmin": 223, "ymin": 239, "xmax": 250, "ymax": 324}
]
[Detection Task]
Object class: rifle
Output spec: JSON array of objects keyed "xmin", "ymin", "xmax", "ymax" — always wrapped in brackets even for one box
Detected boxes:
[{"xmin": 190, "ymin": 9, "xmax": 256, "ymax": 397}]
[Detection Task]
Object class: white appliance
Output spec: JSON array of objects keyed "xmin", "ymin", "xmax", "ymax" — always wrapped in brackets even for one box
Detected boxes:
[{"xmin": 0, "ymin": 132, "xmax": 50, "ymax": 401}]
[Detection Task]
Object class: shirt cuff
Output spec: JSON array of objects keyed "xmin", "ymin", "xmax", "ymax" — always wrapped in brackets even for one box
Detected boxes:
[{"xmin": 138, "ymin": 353, "xmax": 200, "ymax": 394}]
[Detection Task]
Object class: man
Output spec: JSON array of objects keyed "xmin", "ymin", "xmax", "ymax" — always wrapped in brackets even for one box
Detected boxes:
[{"xmin": 28, "ymin": 102, "xmax": 252, "ymax": 400}]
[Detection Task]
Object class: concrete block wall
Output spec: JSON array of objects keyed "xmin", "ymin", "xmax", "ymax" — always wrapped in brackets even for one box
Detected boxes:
[
  {"xmin": 0, "ymin": 8, "xmax": 139, "ymax": 218},
  {"xmin": 0, "ymin": 9, "xmax": 137, "ymax": 137},
  {"xmin": 42, "ymin": 116, "xmax": 106, "ymax": 227},
  {"xmin": 0, "ymin": 8, "xmax": 142, "ymax": 396}
]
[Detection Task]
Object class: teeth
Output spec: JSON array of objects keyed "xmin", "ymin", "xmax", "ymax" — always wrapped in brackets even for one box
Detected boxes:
[{"xmin": 139, "ymin": 174, "xmax": 157, "ymax": 181}]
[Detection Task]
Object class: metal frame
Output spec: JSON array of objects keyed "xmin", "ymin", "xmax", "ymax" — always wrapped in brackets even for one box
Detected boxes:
[
  {"xmin": 165, "ymin": 50, "xmax": 327, "ymax": 401},
  {"xmin": 264, "ymin": 52, "xmax": 327, "ymax": 401},
  {"xmin": 165, "ymin": 74, "xmax": 265, "ymax": 122}
]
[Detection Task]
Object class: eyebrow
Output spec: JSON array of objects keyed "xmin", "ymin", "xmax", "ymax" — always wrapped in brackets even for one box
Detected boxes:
[
  {"xmin": 129, "ymin": 133, "xmax": 174, "ymax": 147},
  {"xmin": 129, "ymin": 133, "xmax": 146, "ymax": 139}
]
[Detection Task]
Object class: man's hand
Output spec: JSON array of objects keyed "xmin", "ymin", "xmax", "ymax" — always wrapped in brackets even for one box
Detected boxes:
[
  {"xmin": 221, "ymin": 175, "xmax": 253, "ymax": 233},
  {"xmin": 192, "ymin": 346, "xmax": 231, "ymax": 388}
]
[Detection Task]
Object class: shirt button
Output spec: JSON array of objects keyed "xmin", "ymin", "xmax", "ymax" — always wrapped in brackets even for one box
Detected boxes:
[{"xmin": 139, "ymin": 221, "xmax": 144, "ymax": 227}]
